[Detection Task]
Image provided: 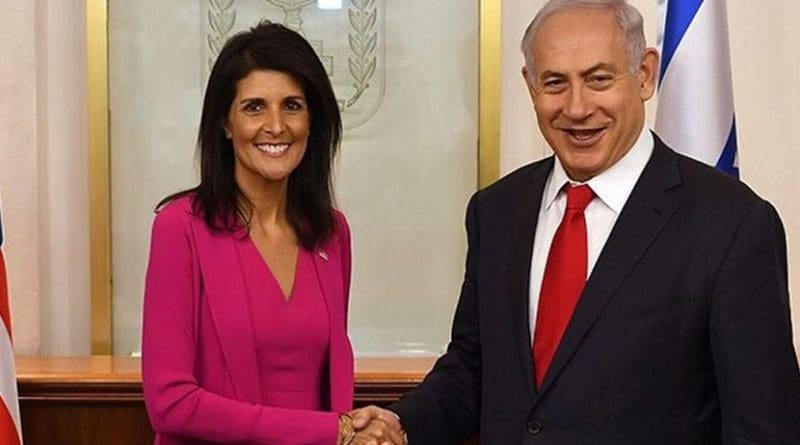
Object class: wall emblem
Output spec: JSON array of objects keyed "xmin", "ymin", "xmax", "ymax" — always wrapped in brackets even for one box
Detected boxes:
[{"xmin": 204, "ymin": 0, "xmax": 386, "ymax": 129}]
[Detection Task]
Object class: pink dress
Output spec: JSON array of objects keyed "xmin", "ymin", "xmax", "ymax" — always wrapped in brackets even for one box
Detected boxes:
[
  {"xmin": 142, "ymin": 196, "xmax": 354, "ymax": 445},
  {"xmin": 238, "ymin": 239, "xmax": 330, "ymax": 411}
]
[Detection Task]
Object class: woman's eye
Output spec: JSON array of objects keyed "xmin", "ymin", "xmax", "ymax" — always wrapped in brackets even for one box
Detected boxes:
[
  {"xmin": 284, "ymin": 100, "xmax": 304, "ymax": 111},
  {"xmin": 243, "ymin": 102, "xmax": 264, "ymax": 112}
]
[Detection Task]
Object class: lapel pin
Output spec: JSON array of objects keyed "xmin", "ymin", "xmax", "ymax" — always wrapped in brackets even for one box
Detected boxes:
[{"xmin": 318, "ymin": 250, "xmax": 328, "ymax": 262}]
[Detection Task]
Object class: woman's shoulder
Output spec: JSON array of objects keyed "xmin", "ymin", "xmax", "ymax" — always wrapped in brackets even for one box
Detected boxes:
[
  {"xmin": 153, "ymin": 193, "xmax": 200, "ymax": 228},
  {"xmin": 328, "ymin": 208, "xmax": 351, "ymax": 251},
  {"xmin": 331, "ymin": 208, "xmax": 348, "ymax": 226},
  {"xmin": 331, "ymin": 208, "xmax": 350, "ymax": 235},
  {"xmin": 159, "ymin": 192, "xmax": 197, "ymax": 214}
]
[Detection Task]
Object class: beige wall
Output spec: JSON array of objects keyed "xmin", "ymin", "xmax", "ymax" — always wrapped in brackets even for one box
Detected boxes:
[
  {"xmin": 2, "ymin": 0, "xmax": 799, "ymax": 354},
  {"xmin": 0, "ymin": 0, "xmax": 90, "ymax": 356},
  {"xmin": 107, "ymin": 0, "xmax": 479, "ymax": 357},
  {"xmin": 0, "ymin": 0, "xmax": 41, "ymax": 355},
  {"xmin": 729, "ymin": 2, "xmax": 800, "ymax": 349}
]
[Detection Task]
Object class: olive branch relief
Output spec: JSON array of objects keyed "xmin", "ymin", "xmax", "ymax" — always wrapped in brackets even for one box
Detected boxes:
[
  {"xmin": 208, "ymin": 0, "xmax": 237, "ymax": 70},
  {"xmin": 345, "ymin": 0, "xmax": 378, "ymax": 108}
]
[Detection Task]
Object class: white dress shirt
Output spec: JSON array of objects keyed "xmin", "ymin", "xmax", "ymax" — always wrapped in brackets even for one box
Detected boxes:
[{"xmin": 529, "ymin": 127, "xmax": 655, "ymax": 342}]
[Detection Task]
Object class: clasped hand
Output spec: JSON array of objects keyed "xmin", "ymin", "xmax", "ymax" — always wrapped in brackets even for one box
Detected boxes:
[{"xmin": 341, "ymin": 405, "xmax": 407, "ymax": 445}]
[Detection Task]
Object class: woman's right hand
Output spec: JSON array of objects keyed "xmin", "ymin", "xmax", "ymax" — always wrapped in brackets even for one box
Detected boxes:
[{"xmin": 338, "ymin": 413, "xmax": 356, "ymax": 445}]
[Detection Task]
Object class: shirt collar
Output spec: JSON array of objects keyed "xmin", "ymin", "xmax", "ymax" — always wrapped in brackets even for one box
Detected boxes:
[{"xmin": 542, "ymin": 126, "xmax": 654, "ymax": 213}]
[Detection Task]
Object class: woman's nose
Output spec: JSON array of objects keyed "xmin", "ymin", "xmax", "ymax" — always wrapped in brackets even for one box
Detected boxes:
[{"xmin": 261, "ymin": 108, "xmax": 286, "ymax": 135}]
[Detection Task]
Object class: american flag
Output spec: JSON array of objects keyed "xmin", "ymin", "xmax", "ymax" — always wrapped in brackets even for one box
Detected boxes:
[{"xmin": 0, "ymin": 192, "xmax": 22, "ymax": 445}]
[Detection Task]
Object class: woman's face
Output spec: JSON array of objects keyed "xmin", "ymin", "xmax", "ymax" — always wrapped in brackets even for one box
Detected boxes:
[{"xmin": 225, "ymin": 69, "xmax": 310, "ymax": 193}]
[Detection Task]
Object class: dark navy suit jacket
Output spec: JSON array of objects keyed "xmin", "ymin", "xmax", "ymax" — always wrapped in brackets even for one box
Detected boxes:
[{"xmin": 392, "ymin": 136, "xmax": 800, "ymax": 444}]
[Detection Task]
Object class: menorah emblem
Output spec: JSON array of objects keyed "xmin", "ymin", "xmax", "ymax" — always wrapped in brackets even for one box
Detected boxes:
[
  {"xmin": 264, "ymin": 0, "xmax": 316, "ymax": 34},
  {"xmin": 205, "ymin": 0, "xmax": 386, "ymax": 129}
]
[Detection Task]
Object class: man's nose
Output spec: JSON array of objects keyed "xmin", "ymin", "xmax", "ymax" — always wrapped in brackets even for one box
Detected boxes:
[{"xmin": 562, "ymin": 86, "xmax": 592, "ymax": 120}]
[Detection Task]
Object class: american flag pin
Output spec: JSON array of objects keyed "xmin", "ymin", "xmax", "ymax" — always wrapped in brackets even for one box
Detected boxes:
[{"xmin": 318, "ymin": 251, "xmax": 328, "ymax": 261}]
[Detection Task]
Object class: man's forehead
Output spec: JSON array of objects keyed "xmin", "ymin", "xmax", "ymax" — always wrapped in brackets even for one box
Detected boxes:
[
  {"xmin": 538, "ymin": 5, "xmax": 618, "ymax": 27},
  {"xmin": 528, "ymin": 8, "xmax": 626, "ymax": 64},
  {"xmin": 530, "ymin": 6, "xmax": 621, "ymax": 49}
]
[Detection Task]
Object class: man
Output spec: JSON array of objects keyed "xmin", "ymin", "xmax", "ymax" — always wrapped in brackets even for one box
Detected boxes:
[{"xmin": 352, "ymin": 0, "xmax": 800, "ymax": 443}]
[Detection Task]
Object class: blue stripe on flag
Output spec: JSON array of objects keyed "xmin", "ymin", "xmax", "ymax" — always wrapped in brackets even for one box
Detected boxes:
[
  {"xmin": 660, "ymin": 0, "xmax": 704, "ymax": 84},
  {"xmin": 716, "ymin": 119, "xmax": 739, "ymax": 177}
]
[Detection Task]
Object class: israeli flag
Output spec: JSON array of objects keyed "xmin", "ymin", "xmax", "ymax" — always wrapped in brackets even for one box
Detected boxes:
[{"xmin": 655, "ymin": 0, "xmax": 739, "ymax": 177}]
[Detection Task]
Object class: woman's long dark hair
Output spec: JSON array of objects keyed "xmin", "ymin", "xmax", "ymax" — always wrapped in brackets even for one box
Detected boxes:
[{"xmin": 159, "ymin": 21, "xmax": 342, "ymax": 249}]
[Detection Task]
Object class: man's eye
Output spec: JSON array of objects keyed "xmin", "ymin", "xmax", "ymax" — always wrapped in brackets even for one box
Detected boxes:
[
  {"xmin": 540, "ymin": 79, "xmax": 567, "ymax": 93},
  {"xmin": 587, "ymin": 76, "xmax": 613, "ymax": 88}
]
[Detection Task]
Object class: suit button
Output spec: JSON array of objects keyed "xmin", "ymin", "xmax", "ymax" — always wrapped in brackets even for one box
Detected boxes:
[{"xmin": 527, "ymin": 420, "xmax": 543, "ymax": 435}]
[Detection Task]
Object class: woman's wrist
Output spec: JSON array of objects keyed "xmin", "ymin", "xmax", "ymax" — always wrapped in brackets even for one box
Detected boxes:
[{"xmin": 337, "ymin": 412, "xmax": 355, "ymax": 445}]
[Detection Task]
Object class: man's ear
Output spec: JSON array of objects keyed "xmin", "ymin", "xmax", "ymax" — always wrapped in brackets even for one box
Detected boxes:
[
  {"xmin": 521, "ymin": 65, "xmax": 538, "ymax": 100},
  {"xmin": 638, "ymin": 47, "xmax": 660, "ymax": 101}
]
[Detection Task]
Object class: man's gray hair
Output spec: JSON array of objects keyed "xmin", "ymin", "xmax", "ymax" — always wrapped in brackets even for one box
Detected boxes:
[{"xmin": 520, "ymin": 0, "xmax": 646, "ymax": 75}]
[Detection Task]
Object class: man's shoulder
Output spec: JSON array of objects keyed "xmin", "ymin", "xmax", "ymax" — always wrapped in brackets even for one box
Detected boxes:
[
  {"xmin": 666, "ymin": 145, "xmax": 762, "ymax": 209},
  {"xmin": 645, "ymin": 142, "xmax": 779, "ymax": 237},
  {"xmin": 476, "ymin": 156, "xmax": 553, "ymax": 203}
]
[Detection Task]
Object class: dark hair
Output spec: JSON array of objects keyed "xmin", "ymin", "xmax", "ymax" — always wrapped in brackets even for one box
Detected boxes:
[{"xmin": 159, "ymin": 21, "xmax": 342, "ymax": 249}]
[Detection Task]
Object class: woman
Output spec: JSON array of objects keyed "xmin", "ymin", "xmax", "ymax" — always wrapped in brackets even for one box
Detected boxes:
[{"xmin": 142, "ymin": 22, "xmax": 368, "ymax": 444}]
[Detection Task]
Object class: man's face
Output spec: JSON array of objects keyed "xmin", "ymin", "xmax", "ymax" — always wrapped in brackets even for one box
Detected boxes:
[{"xmin": 522, "ymin": 7, "xmax": 658, "ymax": 182}]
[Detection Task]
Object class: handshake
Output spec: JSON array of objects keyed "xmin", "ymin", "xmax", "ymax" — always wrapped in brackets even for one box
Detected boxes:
[{"xmin": 338, "ymin": 405, "xmax": 407, "ymax": 445}]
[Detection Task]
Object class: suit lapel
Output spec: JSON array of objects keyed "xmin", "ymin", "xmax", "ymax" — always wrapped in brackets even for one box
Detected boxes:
[
  {"xmin": 534, "ymin": 140, "xmax": 683, "ymax": 397},
  {"xmin": 311, "ymin": 242, "xmax": 354, "ymax": 412},
  {"xmin": 509, "ymin": 158, "xmax": 553, "ymax": 393},
  {"xmin": 194, "ymin": 224, "xmax": 261, "ymax": 403}
]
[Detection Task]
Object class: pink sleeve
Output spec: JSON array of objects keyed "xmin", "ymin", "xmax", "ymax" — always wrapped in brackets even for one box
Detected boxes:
[{"xmin": 142, "ymin": 206, "xmax": 339, "ymax": 444}]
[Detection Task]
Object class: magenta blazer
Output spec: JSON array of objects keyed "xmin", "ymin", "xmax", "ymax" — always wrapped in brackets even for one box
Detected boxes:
[{"xmin": 142, "ymin": 196, "xmax": 354, "ymax": 444}]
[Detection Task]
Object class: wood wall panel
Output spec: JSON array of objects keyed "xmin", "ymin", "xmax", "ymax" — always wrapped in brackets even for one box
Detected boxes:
[{"xmin": 16, "ymin": 356, "xmax": 459, "ymax": 445}]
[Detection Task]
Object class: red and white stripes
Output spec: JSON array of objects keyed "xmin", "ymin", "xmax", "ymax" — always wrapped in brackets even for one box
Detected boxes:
[{"xmin": 0, "ymin": 193, "xmax": 22, "ymax": 445}]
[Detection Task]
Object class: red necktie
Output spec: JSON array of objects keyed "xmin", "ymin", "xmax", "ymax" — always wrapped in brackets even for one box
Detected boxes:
[{"xmin": 533, "ymin": 184, "xmax": 594, "ymax": 388}]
